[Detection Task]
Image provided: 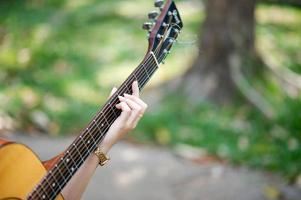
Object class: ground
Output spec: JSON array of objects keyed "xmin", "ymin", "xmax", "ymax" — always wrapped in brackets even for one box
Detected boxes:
[{"xmin": 3, "ymin": 134, "xmax": 301, "ymax": 200}]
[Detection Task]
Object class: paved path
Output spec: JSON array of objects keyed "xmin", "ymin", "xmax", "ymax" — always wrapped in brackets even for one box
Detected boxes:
[{"xmin": 3, "ymin": 134, "xmax": 301, "ymax": 200}]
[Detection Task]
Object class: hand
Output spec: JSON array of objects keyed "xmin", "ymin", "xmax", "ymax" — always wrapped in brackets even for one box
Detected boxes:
[{"xmin": 100, "ymin": 81, "xmax": 147, "ymax": 152}]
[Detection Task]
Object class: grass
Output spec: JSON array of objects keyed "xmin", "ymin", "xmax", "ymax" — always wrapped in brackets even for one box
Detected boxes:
[
  {"xmin": 0, "ymin": 0, "xmax": 300, "ymax": 181},
  {"xmin": 0, "ymin": 0, "xmax": 201, "ymax": 134}
]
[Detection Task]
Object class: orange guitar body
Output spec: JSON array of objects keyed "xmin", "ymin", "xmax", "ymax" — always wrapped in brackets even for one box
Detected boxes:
[{"xmin": 0, "ymin": 139, "xmax": 64, "ymax": 200}]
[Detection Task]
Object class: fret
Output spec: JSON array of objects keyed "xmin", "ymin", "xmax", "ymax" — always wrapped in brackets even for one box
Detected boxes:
[
  {"xmin": 47, "ymin": 170, "xmax": 62, "ymax": 192},
  {"xmin": 93, "ymin": 119, "xmax": 102, "ymax": 133},
  {"xmin": 65, "ymin": 150, "xmax": 80, "ymax": 171},
  {"xmin": 123, "ymin": 82, "xmax": 132, "ymax": 94},
  {"xmin": 85, "ymin": 127, "xmax": 98, "ymax": 146},
  {"xmin": 25, "ymin": 0, "xmax": 185, "ymax": 197},
  {"xmin": 101, "ymin": 112, "xmax": 111, "ymax": 127},
  {"xmin": 27, "ymin": 58, "xmax": 160, "ymax": 199},
  {"xmin": 133, "ymin": 71, "xmax": 144, "ymax": 90},
  {"xmin": 132, "ymin": 70, "xmax": 139, "ymax": 80},
  {"xmin": 53, "ymin": 161, "xmax": 68, "ymax": 186},
  {"xmin": 39, "ymin": 183, "xmax": 50, "ymax": 200},
  {"xmin": 107, "ymin": 102, "xmax": 118, "ymax": 118},
  {"xmin": 141, "ymin": 64, "xmax": 151, "ymax": 79},
  {"xmin": 55, "ymin": 162, "xmax": 72, "ymax": 183},
  {"xmin": 42, "ymin": 175, "xmax": 56, "ymax": 195},
  {"xmin": 43, "ymin": 176, "xmax": 55, "ymax": 193},
  {"xmin": 84, "ymin": 129, "xmax": 94, "ymax": 147},
  {"xmin": 145, "ymin": 56, "xmax": 158, "ymax": 75},
  {"xmin": 29, "ymin": 39, "xmax": 162, "ymax": 200},
  {"xmin": 79, "ymin": 135, "xmax": 92, "ymax": 153},
  {"xmin": 72, "ymin": 143, "xmax": 85, "ymax": 164}
]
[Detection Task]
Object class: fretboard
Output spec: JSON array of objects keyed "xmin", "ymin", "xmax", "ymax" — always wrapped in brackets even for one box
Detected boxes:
[{"xmin": 27, "ymin": 52, "xmax": 160, "ymax": 200}]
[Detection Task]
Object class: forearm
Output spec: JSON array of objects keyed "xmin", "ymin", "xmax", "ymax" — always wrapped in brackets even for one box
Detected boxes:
[
  {"xmin": 61, "ymin": 141, "xmax": 112, "ymax": 200},
  {"xmin": 61, "ymin": 81, "xmax": 146, "ymax": 200}
]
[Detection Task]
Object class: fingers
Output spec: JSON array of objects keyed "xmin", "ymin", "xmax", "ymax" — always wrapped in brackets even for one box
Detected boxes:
[
  {"xmin": 118, "ymin": 96, "xmax": 142, "ymax": 128},
  {"xmin": 124, "ymin": 94, "xmax": 148, "ymax": 112},
  {"xmin": 132, "ymin": 80, "xmax": 140, "ymax": 97},
  {"xmin": 115, "ymin": 102, "xmax": 131, "ymax": 125},
  {"xmin": 116, "ymin": 93, "xmax": 147, "ymax": 131},
  {"xmin": 113, "ymin": 81, "xmax": 146, "ymax": 132}
]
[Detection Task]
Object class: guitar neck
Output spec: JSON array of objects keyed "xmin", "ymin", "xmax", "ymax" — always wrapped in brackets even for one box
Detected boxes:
[
  {"xmin": 28, "ymin": 0, "xmax": 183, "ymax": 198},
  {"xmin": 27, "ymin": 53, "xmax": 159, "ymax": 200}
]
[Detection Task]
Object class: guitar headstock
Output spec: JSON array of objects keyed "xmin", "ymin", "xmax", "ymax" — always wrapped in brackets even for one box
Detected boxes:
[{"xmin": 143, "ymin": 0, "xmax": 183, "ymax": 64}]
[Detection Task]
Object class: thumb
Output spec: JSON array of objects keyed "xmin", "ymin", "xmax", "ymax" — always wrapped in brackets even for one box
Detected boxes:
[{"xmin": 108, "ymin": 87, "xmax": 118, "ymax": 99}]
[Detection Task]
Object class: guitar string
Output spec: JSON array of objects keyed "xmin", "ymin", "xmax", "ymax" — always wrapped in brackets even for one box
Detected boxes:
[
  {"xmin": 47, "ymin": 19, "xmax": 180, "ymax": 184},
  {"xmin": 63, "ymin": 35, "xmax": 178, "ymax": 170},
  {"xmin": 51, "ymin": 56, "xmax": 160, "ymax": 200},
  {"xmin": 28, "ymin": 47, "xmax": 163, "ymax": 200},
  {"xmin": 66, "ymin": 26, "xmax": 180, "ymax": 167},
  {"xmin": 31, "ymin": 29, "xmax": 179, "ymax": 200},
  {"xmin": 30, "ymin": 25, "xmax": 179, "ymax": 200},
  {"xmin": 39, "ymin": 32, "xmax": 179, "ymax": 200}
]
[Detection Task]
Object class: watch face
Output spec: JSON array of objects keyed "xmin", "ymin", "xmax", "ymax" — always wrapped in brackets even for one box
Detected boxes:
[{"xmin": 95, "ymin": 148, "xmax": 110, "ymax": 166}]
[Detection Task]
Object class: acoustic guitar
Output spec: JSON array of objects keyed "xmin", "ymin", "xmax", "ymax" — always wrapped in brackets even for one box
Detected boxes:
[{"xmin": 0, "ymin": 0, "xmax": 183, "ymax": 199}]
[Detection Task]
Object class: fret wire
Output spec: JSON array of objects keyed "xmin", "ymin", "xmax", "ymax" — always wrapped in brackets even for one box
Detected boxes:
[
  {"xmin": 53, "ymin": 162, "xmax": 68, "ymax": 188},
  {"xmin": 29, "ymin": 51, "xmax": 162, "ymax": 199},
  {"xmin": 101, "ymin": 111, "xmax": 110, "ymax": 127},
  {"xmin": 48, "ymin": 170, "xmax": 62, "ymax": 192},
  {"xmin": 72, "ymin": 143, "xmax": 85, "ymax": 164},
  {"xmin": 93, "ymin": 119, "xmax": 103, "ymax": 133},
  {"xmin": 79, "ymin": 135, "xmax": 91, "ymax": 154},
  {"xmin": 108, "ymin": 102, "xmax": 118, "ymax": 118},
  {"xmin": 142, "ymin": 64, "xmax": 151, "ymax": 80},
  {"xmin": 133, "ymin": 70, "xmax": 138, "ymax": 80},
  {"xmin": 65, "ymin": 150, "xmax": 79, "ymax": 172},
  {"xmin": 58, "ymin": 160, "xmax": 72, "ymax": 176},
  {"xmin": 39, "ymin": 182, "xmax": 51, "ymax": 199},
  {"xmin": 42, "ymin": 174, "xmax": 56, "ymax": 196},
  {"xmin": 62, "ymin": 53, "xmax": 159, "ymax": 176},
  {"xmin": 85, "ymin": 128, "xmax": 98, "ymax": 146},
  {"xmin": 64, "ymin": 53, "xmax": 157, "ymax": 183}
]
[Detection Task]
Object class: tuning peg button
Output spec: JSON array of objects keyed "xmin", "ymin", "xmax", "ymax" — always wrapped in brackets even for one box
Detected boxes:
[
  {"xmin": 142, "ymin": 22, "xmax": 153, "ymax": 31},
  {"xmin": 154, "ymin": 0, "xmax": 164, "ymax": 9},
  {"xmin": 148, "ymin": 11, "xmax": 159, "ymax": 20}
]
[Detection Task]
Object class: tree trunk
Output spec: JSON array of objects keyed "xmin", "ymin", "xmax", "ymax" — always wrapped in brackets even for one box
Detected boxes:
[{"xmin": 182, "ymin": 0, "xmax": 258, "ymax": 104}]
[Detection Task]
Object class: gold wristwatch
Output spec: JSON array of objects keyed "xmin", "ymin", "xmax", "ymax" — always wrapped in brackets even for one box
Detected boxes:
[{"xmin": 94, "ymin": 147, "xmax": 110, "ymax": 166}]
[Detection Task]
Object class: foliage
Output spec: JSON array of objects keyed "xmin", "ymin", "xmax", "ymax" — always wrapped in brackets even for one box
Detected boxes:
[
  {"xmin": 134, "ymin": 4, "xmax": 301, "ymax": 181},
  {"xmin": 133, "ymin": 95, "xmax": 301, "ymax": 181},
  {"xmin": 0, "ymin": 0, "xmax": 300, "ymax": 180},
  {"xmin": 0, "ymin": 0, "xmax": 198, "ymax": 134}
]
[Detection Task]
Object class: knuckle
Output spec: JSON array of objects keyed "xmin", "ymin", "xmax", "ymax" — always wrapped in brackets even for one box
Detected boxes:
[
  {"xmin": 124, "ymin": 109, "xmax": 131, "ymax": 114},
  {"xmin": 133, "ymin": 109, "xmax": 140, "ymax": 115},
  {"xmin": 138, "ymin": 107, "xmax": 143, "ymax": 113},
  {"xmin": 123, "ymin": 124, "xmax": 133, "ymax": 131}
]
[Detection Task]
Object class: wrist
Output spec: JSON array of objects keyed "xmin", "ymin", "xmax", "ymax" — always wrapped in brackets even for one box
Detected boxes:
[{"xmin": 98, "ymin": 140, "xmax": 113, "ymax": 154}]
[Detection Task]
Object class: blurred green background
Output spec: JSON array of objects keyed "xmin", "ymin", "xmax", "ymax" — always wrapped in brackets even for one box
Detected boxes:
[{"xmin": 0, "ymin": 0, "xmax": 300, "ymax": 183}]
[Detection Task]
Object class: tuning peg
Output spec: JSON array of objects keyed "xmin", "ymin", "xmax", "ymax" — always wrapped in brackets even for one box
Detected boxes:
[
  {"xmin": 142, "ymin": 22, "xmax": 153, "ymax": 31},
  {"xmin": 154, "ymin": 0, "xmax": 164, "ymax": 9},
  {"xmin": 148, "ymin": 11, "xmax": 159, "ymax": 20}
]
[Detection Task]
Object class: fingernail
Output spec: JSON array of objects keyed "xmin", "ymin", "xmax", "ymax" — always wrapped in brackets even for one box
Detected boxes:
[
  {"xmin": 124, "ymin": 94, "xmax": 130, "ymax": 97},
  {"xmin": 118, "ymin": 96, "xmax": 125, "ymax": 100}
]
